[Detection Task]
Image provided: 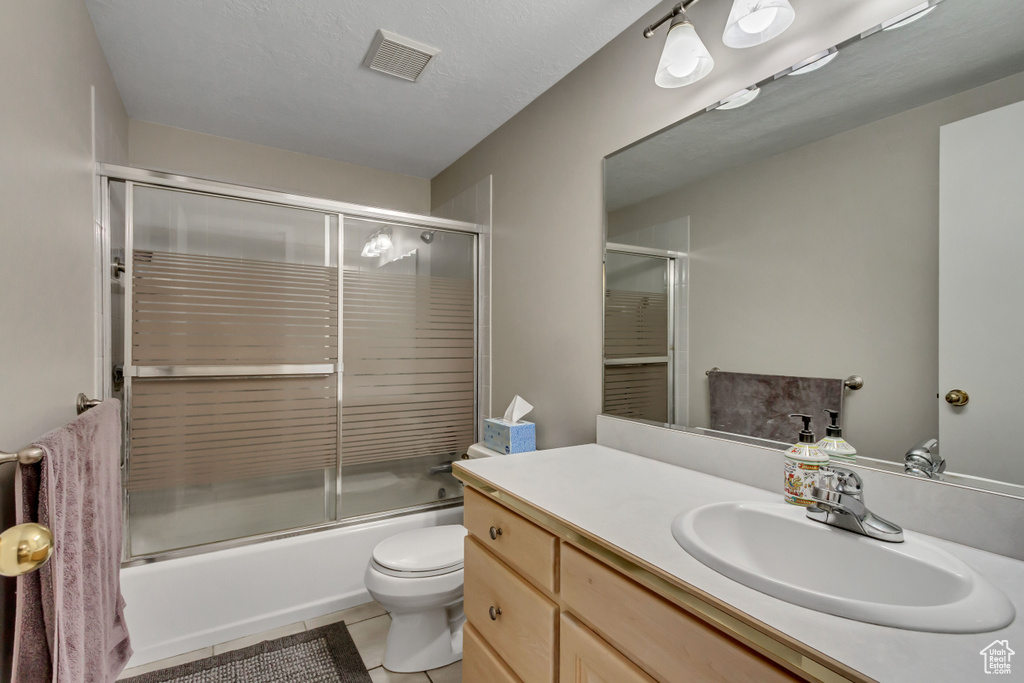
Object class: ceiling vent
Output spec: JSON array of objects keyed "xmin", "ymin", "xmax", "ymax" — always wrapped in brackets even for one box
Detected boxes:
[{"xmin": 363, "ymin": 29, "xmax": 439, "ymax": 82}]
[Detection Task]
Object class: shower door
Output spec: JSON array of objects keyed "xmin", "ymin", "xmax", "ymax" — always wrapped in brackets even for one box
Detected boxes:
[
  {"xmin": 106, "ymin": 172, "xmax": 481, "ymax": 561},
  {"xmin": 603, "ymin": 250, "xmax": 675, "ymax": 423},
  {"xmin": 121, "ymin": 185, "xmax": 341, "ymax": 557}
]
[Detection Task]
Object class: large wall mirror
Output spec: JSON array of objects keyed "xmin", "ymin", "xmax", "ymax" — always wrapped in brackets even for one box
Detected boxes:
[{"xmin": 603, "ymin": 0, "xmax": 1024, "ymax": 496}]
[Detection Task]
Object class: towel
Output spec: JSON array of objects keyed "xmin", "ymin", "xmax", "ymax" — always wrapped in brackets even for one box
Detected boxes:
[
  {"xmin": 707, "ymin": 371, "xmax": 843, "ymax": 443},
  {"xmin": 14, "ymin": 399, "xmax": 132, "ymax": 682}
]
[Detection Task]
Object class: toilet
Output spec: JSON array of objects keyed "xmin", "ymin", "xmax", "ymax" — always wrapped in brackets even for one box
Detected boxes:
[{"xmin": 364, "ymin": 524, "xmax": 469, "ymax": 673}]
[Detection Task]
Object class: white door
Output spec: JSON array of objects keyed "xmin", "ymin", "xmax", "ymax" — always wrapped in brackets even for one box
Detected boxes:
[{"xmin": 939, "ymin": 99, "xmax": 1024, "ymax": 484}]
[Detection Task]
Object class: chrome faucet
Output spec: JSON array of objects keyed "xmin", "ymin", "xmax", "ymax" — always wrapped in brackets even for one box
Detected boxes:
[
  {"xmin": 904, "ymin": 438, "xmax": 945, "ymax": 480},
  {"xmin": 428, "ymin": 461, "xmax": 454, "ymax": 476},
  {"xmin": 807, "ymin": 466, "xmax": 904, "ymax": 543}
]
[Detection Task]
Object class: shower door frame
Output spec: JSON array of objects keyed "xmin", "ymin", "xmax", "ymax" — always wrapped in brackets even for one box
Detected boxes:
[
  {"xmin": 602, "ymin": 243, "xmax": 685, "ymax": 425},
  {"xmin": 99, "ymin": 164, "xmax": 485, "ymax": 565}
]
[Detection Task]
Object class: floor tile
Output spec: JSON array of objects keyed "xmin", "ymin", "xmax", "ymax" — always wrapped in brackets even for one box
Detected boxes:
[
  {"xmin": 348, "ymin": 614, "xmax": 392, "ymax": 670},
  {"xmin": 117, "ymin": 647, "xmax": 213, "ymax": 679},
  {"xmin": 369, "ymin": 667, "xmax": 432, "ymax": 682},
  {"xmin": 427, "ymin": 660, "xmax": 462, "ymax": 683},
  {"xmin": 212, "ymin": 621, "xmax": 305, "ymax": 655},
  {"xmin": 305, "ymin": 600, "xmax": 388, "ymax": 630}
]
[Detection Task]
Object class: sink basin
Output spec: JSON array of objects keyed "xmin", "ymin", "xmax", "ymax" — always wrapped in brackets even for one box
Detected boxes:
[{"xmin": 672, "ymin": 501, "xmax": 1015, "ymax": 633}]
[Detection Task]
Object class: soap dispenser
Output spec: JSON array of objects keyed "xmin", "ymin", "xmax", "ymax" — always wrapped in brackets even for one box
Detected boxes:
[
  {"xmin": 817, "ymin": 408, "xmax": 857, "ymax": 464},
  {"xmin": 784, "ymin": 413, "xmax": 829, "ymax": 507}
]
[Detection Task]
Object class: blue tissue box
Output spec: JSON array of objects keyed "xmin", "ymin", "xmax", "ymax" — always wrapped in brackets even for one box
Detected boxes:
[{"xmin": 483, "ymin": 418, "xmax": 536, "ymax": 454}]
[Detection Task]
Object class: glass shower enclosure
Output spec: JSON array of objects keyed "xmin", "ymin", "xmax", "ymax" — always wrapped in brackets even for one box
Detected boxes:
[{"xmin": 103, "ymin": 169, "xmax": 480, "ymax": 561}]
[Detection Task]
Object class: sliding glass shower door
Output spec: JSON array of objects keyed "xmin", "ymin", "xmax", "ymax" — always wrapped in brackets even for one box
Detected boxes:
[
  {"xmin": 111, "ymin": 178, "xmax": 479, "ymax": 560},
  {"xmin": 123, "ymin": 186, "xmax": 341, "ymax": 557}
]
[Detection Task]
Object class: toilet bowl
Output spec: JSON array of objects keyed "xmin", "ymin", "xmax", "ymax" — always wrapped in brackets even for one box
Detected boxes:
[{"xmin": 364, "ymin": 524, "xmax": 468, "ymax": 673}]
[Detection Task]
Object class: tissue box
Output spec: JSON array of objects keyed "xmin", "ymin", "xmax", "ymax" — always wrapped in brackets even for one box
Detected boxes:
[{"xmin": 483, "ymin": 418, "xmax": 536, "ymax": 454}]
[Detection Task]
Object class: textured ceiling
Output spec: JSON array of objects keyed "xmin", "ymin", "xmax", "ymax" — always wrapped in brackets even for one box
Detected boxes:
[
  {"xmin": 606, "ymin": 0, "xmax": 1024, "ymax": 211},
  {"xmin": 84, "ymin": 0, "xmax": 662, "ymax": 179}
]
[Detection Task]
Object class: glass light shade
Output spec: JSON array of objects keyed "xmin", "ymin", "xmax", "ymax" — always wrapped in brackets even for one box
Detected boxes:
[
  {"xmin": 723, "ymin": 0, "xmax": 795, "ymax": 48},
  {"xmin": 655, "ymin": 19, "xmax": 715, "ymax": 89},
  {"xmin": 788, "ymin": 47, "xmax": 838, "ymax": 76},
  {"xmin": 881, "ymin": 2, "xmax": 937, "ymax": 31},
  {"xmin": 716, "ymin": 87, "xmax": 760, "ymax": 110}
]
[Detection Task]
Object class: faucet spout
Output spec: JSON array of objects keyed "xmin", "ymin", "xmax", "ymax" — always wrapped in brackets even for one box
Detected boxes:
[{"xmin": 807, "ymin": 466, "xmax": 903, "ymax": 542}]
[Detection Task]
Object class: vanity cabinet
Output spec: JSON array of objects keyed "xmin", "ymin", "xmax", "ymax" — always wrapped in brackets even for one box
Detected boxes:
[{"xmin": 462, "ymin": 485, "xmax": 810, "ymax": 683}]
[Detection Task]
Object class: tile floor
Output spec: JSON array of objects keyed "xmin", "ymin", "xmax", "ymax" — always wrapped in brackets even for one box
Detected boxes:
[{"xmin": 118, "ymin": 601, "xmax": 461, "ymax": 682}]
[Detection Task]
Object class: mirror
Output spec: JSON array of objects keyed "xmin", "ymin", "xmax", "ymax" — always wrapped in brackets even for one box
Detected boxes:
[{"xmin": 603, "ymin": 0, "xmax": 1024, "ymax": 496}]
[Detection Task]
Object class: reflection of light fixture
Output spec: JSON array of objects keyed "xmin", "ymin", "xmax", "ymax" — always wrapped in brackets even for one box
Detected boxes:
[
  {"xmin": 644, "ymin": 4, "xmax": 714, "ymax": 89},
  {"xmin": 787, "ymin": 47, "xmax": 838, "ymax": 76},
  {"xmin": 881, "ymin": 1, "xmax": 938, "ymax": 31},
  {"xmin": 716, "ymin": 87, "xmax": 760, "ymax": 110},
  {"xmin": 723, "ymin": 0, "xmax": 795, "ymax": 48},
  {"xmin": 360, "ymin": 228, "xmax": 393, "ymax": 257}
]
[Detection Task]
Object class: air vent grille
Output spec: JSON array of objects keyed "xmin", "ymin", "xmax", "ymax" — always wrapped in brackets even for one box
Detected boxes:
[{"xmin": 363, "ymin": 29, "xmax": 439, "ymax": 82}]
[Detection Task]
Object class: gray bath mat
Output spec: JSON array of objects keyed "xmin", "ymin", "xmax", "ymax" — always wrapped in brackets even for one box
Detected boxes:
[{"xmin": 121, "ymin": 622, "xmax": 372, "ymax": 683}]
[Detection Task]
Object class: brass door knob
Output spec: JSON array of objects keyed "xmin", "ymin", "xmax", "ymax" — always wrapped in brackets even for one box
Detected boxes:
[
  {"xmin": 945, "ymin": 389, "xmax": 970, "ymax": 406},
  {"xmin": 0, "ymin": 523, "xmax": 54, "ymax": 577}
]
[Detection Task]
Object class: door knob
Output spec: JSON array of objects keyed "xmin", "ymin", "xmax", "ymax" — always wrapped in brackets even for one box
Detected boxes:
[
  {"xmin": 944, "ymin": 389, "xmax": 969, "ymax": 406},
  {"xmin": 0, "ymin": 523, "xmax": 54, "ymax": 577}
]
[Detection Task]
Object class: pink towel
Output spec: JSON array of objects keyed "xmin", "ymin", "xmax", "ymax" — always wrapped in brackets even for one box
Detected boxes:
[{"xmin": 13, "ymin": 399, "xmax": 132, "ymax": 682}]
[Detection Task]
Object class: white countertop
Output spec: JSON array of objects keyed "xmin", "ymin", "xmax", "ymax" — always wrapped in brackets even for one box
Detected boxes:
[{"xmin": 457, "ymin": 444, "xmax": 1024, "ymax": 683}]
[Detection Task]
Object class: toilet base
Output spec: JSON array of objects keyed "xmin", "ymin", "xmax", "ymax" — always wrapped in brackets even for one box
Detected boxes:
[{"xmin": 382, "ymin": 602, "xmax": 465, "ymax": 673}]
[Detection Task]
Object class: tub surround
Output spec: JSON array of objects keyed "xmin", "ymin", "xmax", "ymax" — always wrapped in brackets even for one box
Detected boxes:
[{"xmin": 454, "ymin": 444, "xmax": 1024, "ymax": 682}]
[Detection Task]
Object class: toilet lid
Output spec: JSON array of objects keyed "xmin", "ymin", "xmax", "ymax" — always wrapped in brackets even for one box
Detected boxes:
[{"xmin": 372, "ymin": 525, "xmax": 468, "ymax": 573}]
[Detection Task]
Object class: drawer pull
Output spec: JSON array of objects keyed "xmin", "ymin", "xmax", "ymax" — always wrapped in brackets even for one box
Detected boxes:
[
  {"xmin": 489, "ymin": 526, "xmax": 503, "ymax": 540},
  {"xmin": 489, "ymin": 605, "xmax": 502, "ymax": 621}
]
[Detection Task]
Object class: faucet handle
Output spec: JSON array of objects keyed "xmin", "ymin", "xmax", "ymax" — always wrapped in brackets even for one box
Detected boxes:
[{"xmin": 817, "ymin": 465, "xmax": 862, "ymax": 497}]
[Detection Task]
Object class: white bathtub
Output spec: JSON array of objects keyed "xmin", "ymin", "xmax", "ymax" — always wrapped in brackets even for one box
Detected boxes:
[{"xmin": 120, "ymin": 506, "xmax": 464, "ymax": 666}]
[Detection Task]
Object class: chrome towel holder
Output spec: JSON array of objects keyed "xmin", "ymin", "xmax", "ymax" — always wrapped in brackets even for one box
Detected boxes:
[
  {"xmin": 705, "ymin": 368, "xmax": 864, "ymax": 390},
  {"xmin": 0, "ymin": 393, "xmax": 102, "ymax": 465}
]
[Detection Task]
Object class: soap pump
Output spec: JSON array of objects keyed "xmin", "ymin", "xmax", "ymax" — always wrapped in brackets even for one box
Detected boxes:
[
  {"xmin": 817, "ymin": 408, "xmax": 857, "ymax": 464},
  {"xmin": 783, "ymin": 413, "xmax": 830, "ymax": 507}
]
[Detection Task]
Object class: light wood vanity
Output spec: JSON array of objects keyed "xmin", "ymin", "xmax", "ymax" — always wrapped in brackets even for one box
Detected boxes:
[{"xmin": 457, "ymin": 478, "xmax": 873, "ymax": 683}]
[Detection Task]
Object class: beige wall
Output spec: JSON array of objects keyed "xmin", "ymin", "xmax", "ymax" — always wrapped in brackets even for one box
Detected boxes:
[
  {"xmin": 431, "ymin": 0, "xmax": 924, "ymax": 449},
  {"xmin": 129, "ymin": 120, "xmax": 430, "ymax": 214},
  {"xmin": 608, "ymin": 71, "xmax": 1024, "ymax": 462},
  {"xmin": 0, "ymin": 0, "xmax": 128, "ymax": 447}
]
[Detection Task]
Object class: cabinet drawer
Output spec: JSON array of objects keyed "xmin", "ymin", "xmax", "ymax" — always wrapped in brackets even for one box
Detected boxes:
[
  {"xmin": 464, "ymin": 621, "xmax": 522, "ymax": 683},
  {"xmin": 561, "ymin": 543, "xmax": 801, "ymax": 683},
  {"xmin": 560, "ymin": 613, "xmax": 656, "ymax": 683},
  {"xmin": 464, "ymin": 487, "xmax": 558, "ymax": 592},
  {"xmin": 465, "ymin": 536, "xmax": 557, "ymax": 683}
]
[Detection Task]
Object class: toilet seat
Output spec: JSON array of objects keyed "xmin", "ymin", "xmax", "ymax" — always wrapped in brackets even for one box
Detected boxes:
[{"xmin": 371, "ymin": 525, "xmax": 468, "ymax": 578}]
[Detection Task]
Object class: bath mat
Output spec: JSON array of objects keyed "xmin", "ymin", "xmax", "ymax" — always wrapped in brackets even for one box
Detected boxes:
[{"xmin": 120, "ymin": 622, "xmax": 372, "ymax": 683}]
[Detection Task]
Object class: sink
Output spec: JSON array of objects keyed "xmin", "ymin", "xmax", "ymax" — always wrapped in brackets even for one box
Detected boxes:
[{"xmin": 672, "ymin": 501, "xmax": 1015, "ymax": 633}]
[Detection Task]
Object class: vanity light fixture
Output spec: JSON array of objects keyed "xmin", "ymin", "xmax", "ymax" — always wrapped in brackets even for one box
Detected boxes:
[
  {"xmin": 715, "ymin": 87, "xmax": 760, "ymax": 110},
  {"xmin": 881, "ymin": 1, "xmax": 939, "ymax": 31},
  {"xmin": 722, "ymin": 0, "xmax": 796, "ymax": 48},
  {"xmin": 787, "ymin": 47, "xmax": 838, "ymax": 76},
  {"xmin": 644, "ymin": 2, "xmax": 715, "ymax": 88},
  {"xmin": 360, "ymin": 228, "xmax": 393, "ymax": 257}
]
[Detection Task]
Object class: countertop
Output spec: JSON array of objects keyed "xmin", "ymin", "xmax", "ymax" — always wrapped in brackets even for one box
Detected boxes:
[{"xmin": 455, "ymin": 444, "xmax": 1024, "ymax": 683}]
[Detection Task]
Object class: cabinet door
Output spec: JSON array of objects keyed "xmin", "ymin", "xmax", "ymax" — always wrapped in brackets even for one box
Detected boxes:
[
  {"xmin": 560, "ymin": 613, "xmax": 655, "ymax": 683},
  {"xmin": 464, "ymin": 622, "xmax": 521, "ymax": 683}
]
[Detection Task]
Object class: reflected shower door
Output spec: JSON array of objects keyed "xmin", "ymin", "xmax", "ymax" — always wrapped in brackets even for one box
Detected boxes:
[
  {"xmin": 124, "ymin": 185, "xmax": 340, "ymax": 557},
  {"xmin": 604, "ymin": 251, "xmax": 673, "ymax": 423},
  {"xmin": 341, "ymin": 220, "xmax": 476, "ymax": 518}
]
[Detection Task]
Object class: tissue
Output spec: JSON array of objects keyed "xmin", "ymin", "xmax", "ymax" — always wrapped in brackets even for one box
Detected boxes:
[
  {"xmin": 484, "ymin": 395, "xmax": 537, "ymax": 454},
  {"xmin": 503, "ymin": 395, "xmax": 533, "ymax": 423}
]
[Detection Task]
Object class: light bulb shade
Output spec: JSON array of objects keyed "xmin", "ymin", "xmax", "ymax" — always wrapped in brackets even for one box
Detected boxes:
[
  {"xmin": 723, "ymin": 0, "xmax": 795, "ymax": 48},
  {"xmin": 655, "ymin": 19, "xmax": 714, "ymax": 88}
]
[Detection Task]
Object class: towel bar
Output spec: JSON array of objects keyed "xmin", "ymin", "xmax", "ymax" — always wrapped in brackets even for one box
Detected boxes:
[
  {"xmin": 0, "ymin": 393, "xmax": 102, "ymax": 464},
  {"xmin": 705, "ymin": 368, "xmax": 864, "ymax": 390}
]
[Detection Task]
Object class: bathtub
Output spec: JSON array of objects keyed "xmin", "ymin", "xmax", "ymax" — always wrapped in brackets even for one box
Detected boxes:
[{"xmin": 120, "ymin": 505, "xmax": 464, "ymax": 666}]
